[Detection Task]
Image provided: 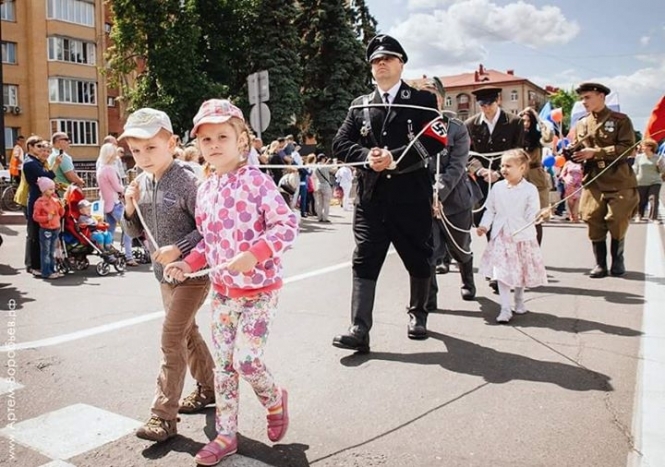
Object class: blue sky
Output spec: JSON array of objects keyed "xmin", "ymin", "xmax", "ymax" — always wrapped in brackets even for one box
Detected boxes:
[{"xmin": 365, "ymin": 0, "xmax": 665, "ymax": 131}]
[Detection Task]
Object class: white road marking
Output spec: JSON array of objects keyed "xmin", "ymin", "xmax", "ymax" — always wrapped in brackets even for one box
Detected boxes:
[
  {"xmin": 0, "ymin": 252, "xmax": 395, "ymax": 352},
  {"xmin": 0, "ymin": 377, "xmax": 23, "ymax": 395},
  {"xmin": 630, "ymin": 209, "xmax": 665, "ymax": 466},
  {"xmin": 0, "ymin": 403, "xmax": 142, "ymax": 460}
]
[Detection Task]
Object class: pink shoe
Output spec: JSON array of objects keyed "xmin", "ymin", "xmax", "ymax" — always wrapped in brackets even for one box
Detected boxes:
[
  {"xmin": 267, "ymin": 389, "xmax": 289, "ymax": 442},
  {"xmin": 194, "ymin": 436, "xmax": 237, "ymax": 466}
]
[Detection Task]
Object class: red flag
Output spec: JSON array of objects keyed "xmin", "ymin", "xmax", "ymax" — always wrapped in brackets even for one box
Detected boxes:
[
  {"xmin": 645, "ymin": 95, "xmax": 665, "ymax": 142},
  {"xmin": 422, "ymin": 117, "xmax": 448, "ymax": 145}
]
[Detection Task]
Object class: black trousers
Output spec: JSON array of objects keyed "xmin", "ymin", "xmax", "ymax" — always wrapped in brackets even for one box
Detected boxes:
[
  {"xmin": 637, "ymin": 184, "xmax": 661, "ymax": 220},
  {"xmin": 24, "ymin": 208, "xmax": 41, "ymax": 271},
  {"xmin": 352, "ymin": 199, "xmax": 432, "ymax": 280},
  {"xmin": 432, "ymin": 209, "xmax": 473, "ymax": 266}
]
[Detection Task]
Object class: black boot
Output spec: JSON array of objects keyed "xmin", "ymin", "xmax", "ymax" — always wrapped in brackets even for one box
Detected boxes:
[
  {"xmin": 332, "ymin": 278, "xmax": 376, "ymax": 353},
  {"xmin": 407, "ymin": 276, "xmax": 430, "ymax": 340},
  {"xmin": 590, "ymin": 241, "xmax": 608, "ymax": 278},
  {"xmin": 610, "ymin": 238, "xmax": 626, "ymax": 276},
  {"xmin": 459, "ymin": 258, "xmax": 476, "ymax": 301},
  {"xmin": 426, "ymin": 266, "xmax": 438, "ymax": 312}
]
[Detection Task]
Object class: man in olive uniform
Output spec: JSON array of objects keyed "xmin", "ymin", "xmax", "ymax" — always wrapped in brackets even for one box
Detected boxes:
[
  {"xmin": 465, "ymin": 86, "xmax": 524, "ymax": 226},
  {"xmin": 571, "ymin": 82, "xmax": 638, "ymax": 278},
  {"xmin": 331, "ymin": 35, "xmax": 446, "ymax": 352}
]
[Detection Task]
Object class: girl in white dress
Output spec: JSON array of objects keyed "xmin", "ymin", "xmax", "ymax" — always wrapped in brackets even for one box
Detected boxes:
[{"xmin": 477, "ymin": 149, "xmax": 548, "ymax": 323}]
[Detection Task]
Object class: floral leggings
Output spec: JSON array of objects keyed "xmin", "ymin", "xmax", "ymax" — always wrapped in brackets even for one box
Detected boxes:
[{"xmin": 211, "ymin": 290, "xmax": 281, "ymax": 436}]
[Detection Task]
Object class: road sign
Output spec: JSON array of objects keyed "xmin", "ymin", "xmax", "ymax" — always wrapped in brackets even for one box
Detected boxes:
[
  {"xmin": 247, "ymin": 71, "xmax": 270, "ymax": 105},
  {"xmin": 249, "ymin": 103, "xmax": 271, "ymax": 138}
]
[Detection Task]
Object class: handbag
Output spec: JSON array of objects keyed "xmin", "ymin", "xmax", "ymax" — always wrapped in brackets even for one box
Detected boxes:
[{"xmin": 13, "ymin": 171, "xmax": 29, "ymax": 207}]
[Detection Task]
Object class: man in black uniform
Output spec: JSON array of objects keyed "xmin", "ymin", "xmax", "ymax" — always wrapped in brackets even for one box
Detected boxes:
[
  {"xmin": 331, "ymin": 35, "xmax": 446, "ymax": 352},
  {"xmin": 465, "ymin": 86, "xmax": 524, "ymax": 225}
]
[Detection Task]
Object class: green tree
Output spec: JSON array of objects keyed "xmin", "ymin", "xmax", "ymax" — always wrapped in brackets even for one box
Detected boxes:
[
  {"xmin": 107, "ymin": 0, "xmax": 223, "ymax": 136},
  {"xmin": 247, "ymin": 0, "xmax": 302, "ymax": 142},
  {"xmin": 348, "ymin": 0, "xmax": 378, "ymax": 88},
  {"xmin": 297, "ymin": 0, "xmax": 370, "ymax": 152},
  {"xmin": 549, "ymin": 88, "xmax": 577, "ymax": 132}
]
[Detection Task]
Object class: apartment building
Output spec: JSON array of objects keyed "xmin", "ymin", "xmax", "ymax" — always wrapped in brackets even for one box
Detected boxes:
[
  {"xmin": 2, "ymin": 0, "xmax": 110, "ymax": 163},
  {"xmin": 410, "ymin": 64, "xmax": 549, "ymax": 121}
]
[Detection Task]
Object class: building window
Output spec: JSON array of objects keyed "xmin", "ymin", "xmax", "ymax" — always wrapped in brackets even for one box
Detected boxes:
[
  {"xmin": 1, "ymin": 0, "xmax": 16, "ymax": 21},
  {"xmin": 1, "ymin": 41, "xmax": 17, "ymax": 64},
  {"xmin": 49, "ymin": 78, "xmax": 97, "ymax": 105},
  {"xmin": 510, "ymin": 90, "xmax": 519, "ymax": 101},
  {"xmin": 4, "ymin": 128, "xmax": 20, "ymax": 150},
  {"xmin": 528, "ymin": 91, "xmax": 536, "ymax": 101},
  {"xmin": 3, "ymin": 85, "xmax": 18, "ymax": 107},
  {"xmin": 47, "ymin": 0, "xmax": 95, "ymax": 27},
  {"xmin": 107, "ymin": 96, "xmax": 116, "ymax": 107},
  {"xmin": 445, "ymin": 96, "xmax": 452, "ymax": 107},
  {"xmin": 459, "ymin": 94, "xmax": 469, "ymax": 104},
  {"xmin": 48, "ymin": 37, "xmax": 96, "ymax": 65},
  {"xmin": 50, "ymin": 119, "xmax": 98, "ymax": 146},
  {"xmin": 104, "ymin": 23, "xmax": 112, "ymax": 33}
]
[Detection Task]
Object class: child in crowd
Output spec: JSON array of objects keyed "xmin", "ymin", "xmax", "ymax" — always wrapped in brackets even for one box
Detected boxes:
[
  {"xmin": 77, "ymin": 199, "xmax": 114, "ymax": 251},
  {"xmin": 559, "ymin": 159, "xmax": 584, "ymax": 222},
  {"xmin": 32, "ymin": 177, "xmax": 64, "ymax": 279},
  {"xmin": 477, "ymin": 149, "xmax": 548, "ymax": 323},
  {"xmin": 165, "ymin": 99, "xmax": 298, "ymax": 465},
  {"xmin": 120, "ymin": 108, "xmax": 216, "ymax": 443}
]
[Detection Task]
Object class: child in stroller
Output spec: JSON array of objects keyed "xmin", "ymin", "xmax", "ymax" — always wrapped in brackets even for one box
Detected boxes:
[
  {"xmin": 57, "ymin": 185, "xmax": 126, "ymax": 276},
  {"xmin": 77, "ymin": 199, "xmax": 113, "ymax": 251}
]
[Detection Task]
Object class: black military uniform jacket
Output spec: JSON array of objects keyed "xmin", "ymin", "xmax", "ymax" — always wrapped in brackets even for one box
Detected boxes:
[
  {"xmin": 430, "ymin": 116, "xmax": 478, "ymax": 216},
  {"xmin": 465, "ymin": 109, "xmax": 524, "ymax": 196},
  {"xmin": 333, "ymin": 81, "xmax": 444, "ymax": 204}
]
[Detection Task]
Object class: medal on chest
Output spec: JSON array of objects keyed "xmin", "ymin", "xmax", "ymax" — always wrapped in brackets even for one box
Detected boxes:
[
  {"xmin": 360, "ymin": 121, "xmax": 371, "ymax": 137},
  {"xmin": 603, "ymin": 120, "xmax": 615, "ymax": 133}
]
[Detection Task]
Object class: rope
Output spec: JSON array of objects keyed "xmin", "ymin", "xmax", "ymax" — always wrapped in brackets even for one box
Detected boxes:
[{"xmin": 510, "ymin": 129, "xmax": 665, "ymax": 237}]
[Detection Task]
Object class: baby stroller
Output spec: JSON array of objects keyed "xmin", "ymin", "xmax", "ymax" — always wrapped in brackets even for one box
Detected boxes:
[
  {"xmin": 132, "ymin": 233, "xmax": 152, "ymax": 264},
  {"xmin": 56, "ymin": 185, "xmax": 126, "ymax": 276}
]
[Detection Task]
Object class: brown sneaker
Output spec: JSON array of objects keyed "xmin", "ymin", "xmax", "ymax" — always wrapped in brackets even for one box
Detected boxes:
[
  {"xmin": 136, "ymin": 416, "xmax": 178, "ymax": 442},
  {"xmin": 178, "ymin": 385, "xmax": 215, "ymax": 414}
]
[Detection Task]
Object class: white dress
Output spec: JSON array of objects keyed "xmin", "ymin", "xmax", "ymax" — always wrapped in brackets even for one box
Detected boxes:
[{"xmin": 478, "ymin": 179, "xmax": 548, "ymax": 288}]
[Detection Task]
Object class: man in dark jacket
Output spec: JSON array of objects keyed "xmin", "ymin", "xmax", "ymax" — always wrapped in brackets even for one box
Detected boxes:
[{"xmin": 331, "ymin": 35, "xmax": 446, "ymax": 352}]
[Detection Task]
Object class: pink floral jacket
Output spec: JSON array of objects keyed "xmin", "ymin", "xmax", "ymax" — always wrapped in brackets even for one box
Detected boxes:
[{"xmin": 184, "ymin": 166, "xmax": 298, "ymax": 298}]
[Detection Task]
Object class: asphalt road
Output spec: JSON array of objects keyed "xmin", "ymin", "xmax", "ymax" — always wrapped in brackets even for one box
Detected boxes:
[{"xmin": 0, "ymin": 205, "xmax": 663, "ymax": 467}]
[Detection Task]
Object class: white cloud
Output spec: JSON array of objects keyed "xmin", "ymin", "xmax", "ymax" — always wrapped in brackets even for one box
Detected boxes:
[
  {"xmin": 640, "ymin": 35, "xmax": 651, "ymax": 46},
  {"xmin": 390, "ymin": 0, "xmax": 580, "ymax": 68}
]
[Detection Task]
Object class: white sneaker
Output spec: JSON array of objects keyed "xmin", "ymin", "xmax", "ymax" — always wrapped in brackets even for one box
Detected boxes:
[
  {"xmin": 514, "ymin": 302, "xmax": 527, "ymax": 315},
  {"xmin": 496, "ymin": 307, "xmax": 513, "ymax": 323}
]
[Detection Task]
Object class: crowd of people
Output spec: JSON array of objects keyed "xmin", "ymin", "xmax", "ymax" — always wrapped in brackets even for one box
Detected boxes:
[{"xmin": 2, "ymin": 31, "xmax": 664, "ymax": 467}]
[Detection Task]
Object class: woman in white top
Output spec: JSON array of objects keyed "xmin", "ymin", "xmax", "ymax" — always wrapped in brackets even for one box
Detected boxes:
[
  {"xmin": 477, "ymin": 149, "xmax": 547, "ymax": 323},
  {"xmin": 335, "ymin": 165, "xmax": 354, "ymax": 211}
]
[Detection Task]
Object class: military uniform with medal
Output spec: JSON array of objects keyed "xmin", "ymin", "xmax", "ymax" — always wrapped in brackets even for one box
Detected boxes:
[{"xmin": 570, "ymin": 82, "xmax": 638, "ymax": 278}]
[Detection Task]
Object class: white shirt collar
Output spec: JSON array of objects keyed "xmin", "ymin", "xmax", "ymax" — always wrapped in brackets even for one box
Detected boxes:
[
  {"xmin": 377, "ymin": 81, "xmax": 402, "ymax": 104},
  {"xmin": 481, "ymin": 108, "xmax": 502, "ymax": 134}
]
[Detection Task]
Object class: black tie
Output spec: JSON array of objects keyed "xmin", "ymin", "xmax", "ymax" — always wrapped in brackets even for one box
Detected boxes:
[{"xmin": 383, "ymin": 93, "xmax": 390, "ymax": 106}]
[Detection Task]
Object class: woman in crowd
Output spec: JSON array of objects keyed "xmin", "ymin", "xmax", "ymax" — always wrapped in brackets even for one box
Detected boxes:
[
  {"xmin": 97, "ymin": 143, "xmax": 139, "ymax": 266},
  {"xmin": 634, "ymin": 138, "xmax": 665, "ymax": 223}
]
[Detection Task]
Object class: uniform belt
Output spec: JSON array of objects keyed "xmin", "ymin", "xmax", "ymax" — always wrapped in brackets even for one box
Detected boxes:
[{"xmin": 386, "ymin": 160, "xmax": 427, "ymax": 176}]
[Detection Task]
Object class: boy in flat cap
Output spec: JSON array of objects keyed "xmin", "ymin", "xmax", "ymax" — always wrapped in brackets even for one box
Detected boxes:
[
  {"xmin": 331, "ymin": 34, "xmax": 447, "ymax": 351},
  {"xmin": 569, "ymin": 82, "xmax": 638, "ymax": 278}
]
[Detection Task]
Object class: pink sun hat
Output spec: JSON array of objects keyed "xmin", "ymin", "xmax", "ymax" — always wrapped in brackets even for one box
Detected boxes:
[{"xmin": 190, "ymin": 99, "xmax": 244, "ymax": 137}]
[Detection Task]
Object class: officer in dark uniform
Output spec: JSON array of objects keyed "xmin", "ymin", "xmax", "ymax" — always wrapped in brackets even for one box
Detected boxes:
[
  {"xmin": 420, "ymin": 80, "xmax": 478, "ymax": 303},
  {"xmin": 331, "ymin": 35, "xmax": 446, "ymax": 352},
  {"xmin": 570, "ymin": 82, "xmax": 638, "ymax": 278},
  {"xmin": 465, "ymin": 86, "xmax": 524, "ymax": 226}
]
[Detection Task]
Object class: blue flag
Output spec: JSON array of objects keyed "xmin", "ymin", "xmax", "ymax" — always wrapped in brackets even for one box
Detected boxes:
[{"xmin": 539, "ymin": 102, "xmax": 554, "ymax": 130}]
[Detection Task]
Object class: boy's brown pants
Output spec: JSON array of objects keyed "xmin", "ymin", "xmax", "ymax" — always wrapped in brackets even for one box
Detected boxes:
[{"xmin": 151, "ymin": 279, "xmax": 215, "ymax": 420}]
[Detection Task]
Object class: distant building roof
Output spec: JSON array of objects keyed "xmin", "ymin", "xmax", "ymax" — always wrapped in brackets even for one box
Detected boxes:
[{"xmin": 408, "ymin": 64, "xmax": 547, "ymax": 95}]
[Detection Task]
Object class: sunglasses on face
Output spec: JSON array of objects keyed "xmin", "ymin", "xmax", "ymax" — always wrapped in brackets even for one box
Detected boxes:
[{"xmin": 35, "ymin": 144, "xmax": 47, "ymax": 148}]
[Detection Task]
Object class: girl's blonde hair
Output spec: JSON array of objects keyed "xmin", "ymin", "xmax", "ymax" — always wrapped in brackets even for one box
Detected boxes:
[
  {"xmin": 97, "ymin": 142, "xmax": 118, "ymax": 166},
  {"xmin": 183, "ymin": 145, "xmax": 200, "ymax": 162},
  {"xmin": 502, "ymin": 148, "xmax": 530, "ymax": 168}
]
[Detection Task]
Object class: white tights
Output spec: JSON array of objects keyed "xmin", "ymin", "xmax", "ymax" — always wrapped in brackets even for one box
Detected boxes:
[{"xmin": 497, "ymin": 281, "xmax": 525, "ymax": 311}]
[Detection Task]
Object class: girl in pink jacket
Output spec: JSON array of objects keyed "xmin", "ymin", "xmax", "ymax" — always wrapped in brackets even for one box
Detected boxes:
[{"xmin": 165, "ymin": 99, "xmax": 297, "ymax": 466}]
